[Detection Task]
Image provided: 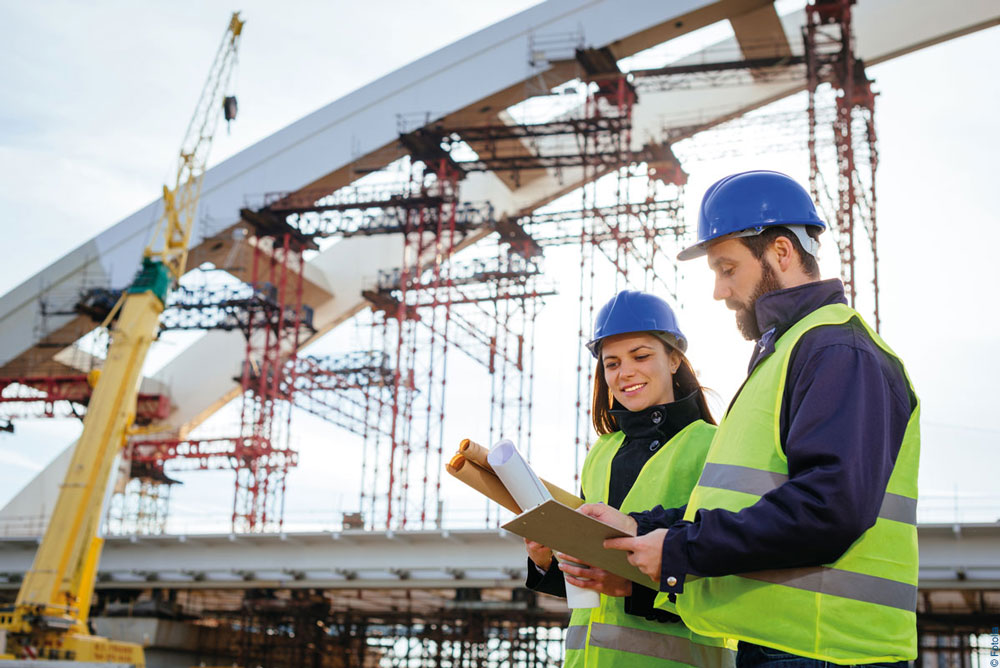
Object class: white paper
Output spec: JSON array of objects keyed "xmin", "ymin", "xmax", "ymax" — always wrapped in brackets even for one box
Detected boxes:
[
  {"xmin": 563, "ymin": 563, "xmax": 602, "ymax": 609},
  {"xmin": 487, "ymin": 439, "xmax": 552, "ymax": 510},
  {"xmin": 488, "ymin": 439, "xmax": 599, "ymax": 609}
]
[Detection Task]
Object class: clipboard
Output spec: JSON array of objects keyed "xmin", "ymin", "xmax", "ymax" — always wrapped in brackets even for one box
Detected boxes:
[{"xmin": 502, "ymin": 499, "xmax": 657, "ymax": 587}]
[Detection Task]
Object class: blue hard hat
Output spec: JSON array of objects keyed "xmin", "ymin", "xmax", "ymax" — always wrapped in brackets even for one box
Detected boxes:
[
  {"xmin": 586, "ymin": 290, "xmax": 687, "ymax": 358},
  {"xmin": 677, "ymin": 170, "xmax": 826, "ymax": 261}
]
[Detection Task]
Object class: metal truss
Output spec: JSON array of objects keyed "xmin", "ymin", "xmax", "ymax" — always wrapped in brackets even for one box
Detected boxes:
[{"xmin": 0, "ymin": 374, "xmax": 169, "ymax": 425}]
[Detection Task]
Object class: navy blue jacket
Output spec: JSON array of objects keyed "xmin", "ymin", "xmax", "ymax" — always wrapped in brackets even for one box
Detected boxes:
[{"xmin": 632, "ymin": 279, "xmax": 916, "ymax": 594}]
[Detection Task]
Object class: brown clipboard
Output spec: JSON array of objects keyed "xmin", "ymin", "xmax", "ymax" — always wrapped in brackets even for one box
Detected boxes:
[{"xmin": 502, "ymin": 499, "xmax": 657, "ymax": 587}]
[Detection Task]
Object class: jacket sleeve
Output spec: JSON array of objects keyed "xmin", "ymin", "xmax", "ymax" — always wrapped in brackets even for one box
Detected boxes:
[
  {"xmin": 657, "ymin": 332, "xmax": 913, "ymax": 594},
  {"xmin": 624, "ymin": 582, "xmax": 682, "ymax": 622},
  {"xmin": 525, "ymin": 557, "xmax": 567, "ymax": 598},
  {"xmin": 630, "ymin": 505, "xmax": 686, "ymax": 535},
  {"xmin": 524, "ymin": 555, "xmax": 681, "ymax": 623}
]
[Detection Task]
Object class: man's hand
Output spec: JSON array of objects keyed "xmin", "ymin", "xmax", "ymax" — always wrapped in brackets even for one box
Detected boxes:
[
  {"xmin": 577, "ymin": 502, "xmax": 638, "ymax": 536},
  {"xmin": 557, "ymin": 553, "xmax": 633, "ymax": 597},
  {"xmin": 524, "ymin": 538, "xmax": 553, "ymax": 570},
  {"xmin": 604, "ymin": 528, "xmax": 668, "ymax": 582}
]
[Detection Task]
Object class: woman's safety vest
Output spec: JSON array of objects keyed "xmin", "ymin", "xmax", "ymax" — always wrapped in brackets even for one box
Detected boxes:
[
  {"xmin": 671, "ymin": 303, "xmax": 920, "ymax": 664},
  {"xmin": 565, "ymin": 420, "xmax": 733, "ymax": 668}
]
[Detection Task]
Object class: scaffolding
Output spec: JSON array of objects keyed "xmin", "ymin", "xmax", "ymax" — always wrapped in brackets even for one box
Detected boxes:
[
  {"xmin": 2, "ymin": 43, "xmax": 690, "ymax": 535},
  {"xmin": 258, "ymin": 162, "xmax": 550, "ymax": 530},
  {"xmin": 804, "ymin": 0, "xmax": 881, "ymax": 329},
  {"xmin": 78, "ymin": 587, "xmax": 569, "ymax": 668},
  {"xmin": 0, "ymin": 374, "xmax": 169, "ymax": 425},
  {"xmin": 399, "ymin": 65, "xmax": 687, "ymax": 492},
  {"xmin": 622, "ymin": 0, "xmax": 882, "ymax": 330},
  {"xmin": 122, "ymin": 227, "xmax": 316, "ymax": 534}
]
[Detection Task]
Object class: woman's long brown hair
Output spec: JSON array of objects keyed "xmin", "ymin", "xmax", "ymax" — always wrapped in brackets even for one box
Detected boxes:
[{"xmin": 591, "ymin": 340, "xmax": 716, "ymax": 435}]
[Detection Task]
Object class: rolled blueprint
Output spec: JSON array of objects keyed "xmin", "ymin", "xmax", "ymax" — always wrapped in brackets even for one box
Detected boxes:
[
  {"xmin": 487, "ymin": 439, "xmax": 551, "ymax": 509},
  {"xmin": 459, "ymin": 438, "xmax": 492, "ymax": 470},
  {"xmin": 487, "ymin": 439, "xmax": 599, "ymax": 609},
  {"xmin": 446, "ymin": 454, "xmax": 522, "ymax": 515}
]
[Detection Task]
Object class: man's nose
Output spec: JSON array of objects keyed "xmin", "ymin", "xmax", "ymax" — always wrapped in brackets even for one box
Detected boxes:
[{"xmin": 713, "ymin": 278, "xmax": 729, "ymax": 301}]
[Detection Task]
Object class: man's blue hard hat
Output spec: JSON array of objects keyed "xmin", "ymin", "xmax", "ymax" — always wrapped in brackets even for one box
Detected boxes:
[
  {"xmin": 677, "ymin": 170, "xmax": 827, "ymax": 261},
  {"xmin": 586, "ymin": 290, "xmax": 687, "ymax": 358}
]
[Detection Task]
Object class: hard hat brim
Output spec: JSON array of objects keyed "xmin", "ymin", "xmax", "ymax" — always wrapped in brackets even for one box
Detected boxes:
[
  {"xmin": 587, "ymin": 330, "xmax": 687, "ymax": 358},
  {"xmin": 676, "ymin": 242, "xmax": 708, "ymax": 261},
  {"xmin": 677, "ymin": 224, "xmax": 823, "ymax": 262}
]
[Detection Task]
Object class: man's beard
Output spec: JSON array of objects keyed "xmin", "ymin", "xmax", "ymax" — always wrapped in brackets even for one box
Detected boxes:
[{"xmin": 731, "ymin": 260, "xmax": 782, "ymax": 341}]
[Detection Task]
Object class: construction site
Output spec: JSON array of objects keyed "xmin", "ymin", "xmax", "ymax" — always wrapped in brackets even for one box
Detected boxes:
[{"xmin": 0, "ymin": 1, "xmax": 998, "ymax": 666}]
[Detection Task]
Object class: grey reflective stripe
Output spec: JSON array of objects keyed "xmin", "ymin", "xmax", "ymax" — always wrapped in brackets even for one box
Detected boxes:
[
  {"xmin": 742, "ymin": 566, "xmax": 918, "ymax": 611},
  {"xmin": 879, "ymin": 492, "xmax": 917, "ymax": 525},
  {"xmin": 588, "ymin": 622, "xmax": 732, "ymax": 668},
  {"xmin": 565, "ymin": 624, "xmax": 587, "ymax": 650},
  {"xmin": 698, "ymin": 462, "xmax": 788, "ymax": 496},
  {"xmin": 699, "ymin": 463, "xmax": 917, "ymax": 525}
]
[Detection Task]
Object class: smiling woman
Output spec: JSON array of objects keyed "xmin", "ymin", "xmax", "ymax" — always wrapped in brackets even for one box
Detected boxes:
[
  {"xmin": 523, "ymin": 290, "xmax": 732, "ymax": 668},
  {"xmin": 588, "ymin": 291, "xmax": 715, "ymax": 437}
]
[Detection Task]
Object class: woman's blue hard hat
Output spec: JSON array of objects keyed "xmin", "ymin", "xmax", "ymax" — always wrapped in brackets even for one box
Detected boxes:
[
  {"xmin": 586, "ymin": 290, "xmax": 687, "ymax": 358},
  {"xmin": 678, "ymin": 170, "xmax": 826, "ymax": 261}
]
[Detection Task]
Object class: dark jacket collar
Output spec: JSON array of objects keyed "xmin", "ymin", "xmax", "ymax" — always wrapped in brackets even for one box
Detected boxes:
[
  {"xmin": 610, "ymin": 390, "xmax": 703, "ymax": 442},
  {"xmin": 754, "ymin": 278, "xmax": 847, "ymax": 337},
  {"xmin": 748, "ymin": 278, "xmax": 848, "ymax": 372}
]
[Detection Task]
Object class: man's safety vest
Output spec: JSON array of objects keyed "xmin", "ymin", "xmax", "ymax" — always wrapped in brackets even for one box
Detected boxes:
[
  {"xmin": 565, "ymin": 420, "xmax": 733, "ymax": 668},
  {"xmin": 670, "ymin": 303, "xmax": 920, "ymax": 664}
]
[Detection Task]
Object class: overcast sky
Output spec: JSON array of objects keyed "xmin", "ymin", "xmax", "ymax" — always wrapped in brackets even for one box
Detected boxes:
[{"xmin": 1, "ymin": 1, "xmax": 997, "ymax": 529}]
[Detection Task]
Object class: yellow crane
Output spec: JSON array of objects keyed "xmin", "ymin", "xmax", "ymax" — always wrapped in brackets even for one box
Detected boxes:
[{"xmin": 0, "ymin": 12, "xmax": 244, "ymax": 665}]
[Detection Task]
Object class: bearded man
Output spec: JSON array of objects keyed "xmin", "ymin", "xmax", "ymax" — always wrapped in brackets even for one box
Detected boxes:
[{"xmin": 578, "ymin": 171, "xmax": 920, "ymax": 668}]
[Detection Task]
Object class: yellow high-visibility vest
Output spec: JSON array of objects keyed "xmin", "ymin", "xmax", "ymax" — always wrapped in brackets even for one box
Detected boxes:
[
  {"xmin": 670, "ymin": 303, "xmax": 919, "ymax": 664},
  {"xmin": 565, "ymin": 420, "xmax": 733, "ymax": 668}
]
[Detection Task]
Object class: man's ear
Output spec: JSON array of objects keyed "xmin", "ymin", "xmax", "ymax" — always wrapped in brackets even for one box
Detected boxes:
[{"xmin": 770, "ymin": 235, "xmax": 797, "ymax": 273}]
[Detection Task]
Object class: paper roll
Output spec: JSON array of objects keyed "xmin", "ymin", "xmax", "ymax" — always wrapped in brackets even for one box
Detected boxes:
[
  {"xmin": 458, "ymin": 438, "xmax": 583, "ymax": 509},
  {"xmin": 446, "ymin": 454, "xmax": 522, "ymax": 514},
  {"xmin": 487, "ymin": 439, "xmax": 601, "ymax": 609},
  {"xmin": 487, "ymin": 439, "xmax": 552, "ymax": 510},
  {"xmin": 486, "ymin": 439, "xmax": 596, "ymax": 608},
  {"xmin": 459, "ymin": 438, "xmax": 493, "ymax": 471}
]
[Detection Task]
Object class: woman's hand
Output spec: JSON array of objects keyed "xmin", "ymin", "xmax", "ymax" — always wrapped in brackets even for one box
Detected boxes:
[
  {"xmin": 577, "ymin": 502, "xmax": 638, "ymax": 536},
  {"xmin": 557, "ymin": 553, "xmax": 633, "ymax": 597},
  {"xmin": 604, "ymin": 528, "xmax": 667, "ymax": 582},
  {"xmin": 524, "ymin": 538, "xmax": 553, "ymax": 570}
]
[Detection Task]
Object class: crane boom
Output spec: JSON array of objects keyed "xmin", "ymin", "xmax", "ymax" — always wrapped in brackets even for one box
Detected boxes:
[
  {"xmin": 0, "ymin": 12, "xmax": 244, "ymax": 666},
  {"xmin": 151, "ymin": 11, "xmax": 244, "ymax": 282}
]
